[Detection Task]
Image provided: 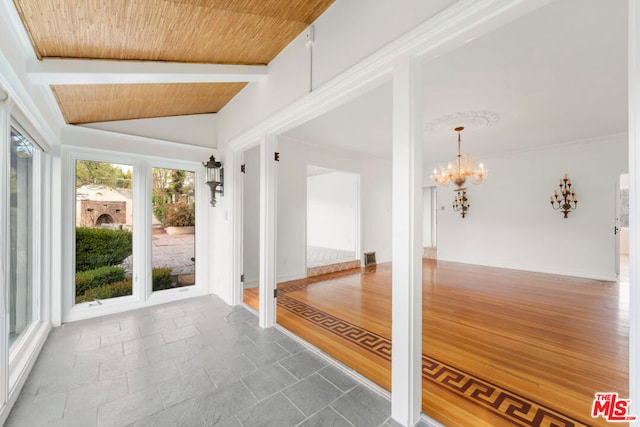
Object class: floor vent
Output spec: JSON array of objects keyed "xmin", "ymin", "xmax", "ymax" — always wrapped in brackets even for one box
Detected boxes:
[{"xmin": 364, "ymin": 251, "xmax": 376, "ymax": 266}]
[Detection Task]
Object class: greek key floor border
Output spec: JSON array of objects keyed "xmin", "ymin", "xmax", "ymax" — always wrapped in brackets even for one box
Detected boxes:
[{"xmin": 278, "ymin": 291, "xmax": 588, "ymax": 427}]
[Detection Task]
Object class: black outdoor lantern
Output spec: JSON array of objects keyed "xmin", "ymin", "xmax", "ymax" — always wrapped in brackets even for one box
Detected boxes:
[{"xmin": 203, "ymin": 155, "xmax": 223, "ymax": 207}]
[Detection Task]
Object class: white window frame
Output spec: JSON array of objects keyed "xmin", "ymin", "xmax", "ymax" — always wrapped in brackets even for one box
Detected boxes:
[
  {"xmin": 62, "ymin": 147, "xmax": 208, "ymax": 323},
  {"xmin": 7, "ymin": 122, "xmax": 43, "ymax": 379},
  {"xmin": 147, "ymin": 160, "xmax": 201, "ymax": 301}
]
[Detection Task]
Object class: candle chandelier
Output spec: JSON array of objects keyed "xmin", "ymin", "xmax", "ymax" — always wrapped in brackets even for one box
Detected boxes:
[
  {"xmin": 431, "ymin": 126, "xmax": 488, "ymax": 187},
  {"xmin": 431, "ymin": 126, "xmax": 488, "ymax": 218}
]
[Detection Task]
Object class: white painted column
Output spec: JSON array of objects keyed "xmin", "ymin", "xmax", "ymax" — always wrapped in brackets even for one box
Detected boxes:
[
  {"xmin": 259, "ymin": 135, "xmax": 277, "ymax": 328},
  {"xmin": 391, "ymin": 55, "xmax": 423, "ymax": 426},
  {"xmin": 628, "ymin": 0, "xmax": 639, "ymax": 416}
]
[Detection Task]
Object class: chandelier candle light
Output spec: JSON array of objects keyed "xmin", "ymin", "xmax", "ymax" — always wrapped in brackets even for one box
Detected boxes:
[
  {"xmin": 430, "ymin": 126, "xmax": 488, "ymax": 218},
  {"xmin": 431, "ymin": 126, "xmax": 488, "ymax": 187},
  {"xmin": 550, "ymin": 173, "xmax": 577, "ymax": 218}
]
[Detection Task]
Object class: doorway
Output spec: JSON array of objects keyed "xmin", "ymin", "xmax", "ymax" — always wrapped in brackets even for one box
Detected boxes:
[
  {"xmin": 306, "ymin": 166, "xmax": 360, "ymax": 276},
  {"xmin": 242, "ymin": 145, "xmax": 261, "ymax": 311},
  {"xmin": 616, "ymin": 173, "xmax": 629, "ymax": 280},
  {"xmin": 422, "ymin": 186, "xmax": 437, "ymax": 259}
]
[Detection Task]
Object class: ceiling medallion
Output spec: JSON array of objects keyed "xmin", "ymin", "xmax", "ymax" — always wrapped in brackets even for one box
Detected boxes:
[{"xmin": 426, "ymin": 110, "xmax": 500, "ymax": 133}]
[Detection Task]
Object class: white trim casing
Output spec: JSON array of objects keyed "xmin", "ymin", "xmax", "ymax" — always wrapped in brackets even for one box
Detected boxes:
[
  {"xmin": 0, "ymin": 96, "xmax": 51, "ymax": 426},
  {"xmin": 231, "ymin": 147, "xmax": 246, "ymax": 306},
  {"xmin": 628, "ymin": 0, "xmax": 639, "ymax": 415},
  {"xmin": 259, "ymin": 135, "xmax": 278, "ymax": 328},
  {"xmin": 0, "ymin": 86, "xmax": 10, "ymax": 413}
]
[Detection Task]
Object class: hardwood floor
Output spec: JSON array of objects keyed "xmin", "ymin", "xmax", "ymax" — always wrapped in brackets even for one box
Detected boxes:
[{"xmin": 243, "ymin": 260, "xmax": 629, "ymax": 427}]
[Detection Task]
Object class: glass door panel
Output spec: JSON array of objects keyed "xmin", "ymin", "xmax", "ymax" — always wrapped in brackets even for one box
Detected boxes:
[
  {"xmin": 151, "ymin": 167, "xmax": 196, "ymax": 291},
  {"xmin": 75, "ymin": 160, "xmax": 133, "ymax": 303},
  {"xmin": 9, "ymin": 128, "xmax": 34, "ymax": 347}
]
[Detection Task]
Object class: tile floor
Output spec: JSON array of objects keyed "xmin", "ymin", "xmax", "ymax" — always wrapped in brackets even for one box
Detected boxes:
[{"xmin": 6, "ymin": 295, "xmax": 428, "ymax": 427}]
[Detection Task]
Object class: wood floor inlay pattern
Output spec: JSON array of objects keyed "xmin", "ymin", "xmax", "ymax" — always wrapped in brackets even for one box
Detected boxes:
[
  {"xmin": 421, "ymin": 355, "xmax": 588, "ymax": 427},
  {"xmin": 278, "ymin": 275, "xmax": 585, "ymax": 427},
  {"xmin": 279, "ymin": 294, "xmax": 393, "ymax": 361},
  {"xmin": 246, "ymin": 260, "xmax": 628, "ymax": 426}
]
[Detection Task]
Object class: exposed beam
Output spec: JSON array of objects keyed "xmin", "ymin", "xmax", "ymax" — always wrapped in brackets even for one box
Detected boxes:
[{"xmin": 27, "ymin": 59, "xmax": 267, "ymax": 85}]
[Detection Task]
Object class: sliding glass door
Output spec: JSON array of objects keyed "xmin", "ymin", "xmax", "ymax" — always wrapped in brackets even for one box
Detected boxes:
[{"xmin": 9, "ymin": 127, "xmax": 37, "ymax": 348}]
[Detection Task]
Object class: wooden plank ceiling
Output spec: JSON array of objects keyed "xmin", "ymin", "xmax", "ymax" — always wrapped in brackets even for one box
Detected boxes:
[{"xmin": 13, "ymin": 0, "xmax": 335, "ymax": 124}]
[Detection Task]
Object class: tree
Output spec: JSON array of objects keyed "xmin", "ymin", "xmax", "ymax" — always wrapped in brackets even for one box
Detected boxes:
[
  {"xmin": 76, "ymin": 160, "xmax": 132, "ymax": 189},
  {"xmin": 151, "ymin": 168, "xmax": 195, "ymax": 223}
]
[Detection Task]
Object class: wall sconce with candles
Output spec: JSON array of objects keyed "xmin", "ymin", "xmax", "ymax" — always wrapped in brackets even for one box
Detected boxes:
[
  {"xmin": 550, "ymin": 173, "xmax": 577, "ymax": 218},
  {"xmin": 452, "ymin": 187, "xmax": 469, "ymax": 218},
  {"xmin": 203, "ymin": 155, "xmax": 224, "ymax": 207}
]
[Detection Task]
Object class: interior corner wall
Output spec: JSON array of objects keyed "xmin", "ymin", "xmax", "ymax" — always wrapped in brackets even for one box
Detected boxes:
[
  {"xmin": 242, "ymin": 145, "xmax": 260, "ymax": 286},
  {"xmin": 277, "ymin": 139, "xmax": 391, "ymax": 282},
  {"xmin": 431, "ymin": 134, "xmax": 628, "ymax": 280}
]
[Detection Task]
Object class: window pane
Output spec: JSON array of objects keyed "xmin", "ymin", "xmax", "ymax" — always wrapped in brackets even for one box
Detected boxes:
[
  {"xmin": 75, "ymin": 160, "xmax": 133, "ymax": 303},
  {"xmin": 151, "ymin": 168, "xmax": 195, "ymax": 291},
  {"xmin": 9, "ymin": 128, "xmax": 34, "ymax": 347}
]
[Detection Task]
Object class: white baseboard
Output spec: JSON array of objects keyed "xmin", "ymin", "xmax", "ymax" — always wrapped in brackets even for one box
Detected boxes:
[{"xmin": 277, "ymin": 273, "xmax": 306, "ymax": 283}]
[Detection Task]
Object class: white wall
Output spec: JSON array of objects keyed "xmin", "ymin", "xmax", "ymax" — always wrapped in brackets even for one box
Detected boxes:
[
  {"xmin": 216, "ymin": 0, "xmax": 454, "ymax": 145},
  {"xmin": 81, "ymin": 114, "xmax": 218, "ymax": 148},
  {"xmin": 430, "ymin": 134, "xmax": 628, "ymax": 280},
  {"xmin": 307, "ymin": 171, "xmax": 358, "ymax": 251},
  {"xmin": 242, "ymin": 145, "xmax": 260, "ymax": 286},
  {"xmin": 422, "ymin": 187, "xmax": 434, "ymax": 247},
  {"xmin": 277, "ymin": 138, "xmax": 391, "ymax": 282}
]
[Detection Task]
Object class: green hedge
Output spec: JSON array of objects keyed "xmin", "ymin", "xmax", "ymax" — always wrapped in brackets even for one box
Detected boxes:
[
  {"xmin": 75, "ymin": 266, "xmax": 126, "ymax": 296},
  {"xmin": 76, "ymin": 227, "xmax": 132, "ymax": 271},
  {"xmin": 152, "ymin": 267, "xmax": 173, "ymax": 291},
  {"xmin": 76, "ymin": 278, "xmax": 132, "ymax": 303},
  {"xmin": 75, "ymin": 268, "xmax": 175, "ymax": 303}
]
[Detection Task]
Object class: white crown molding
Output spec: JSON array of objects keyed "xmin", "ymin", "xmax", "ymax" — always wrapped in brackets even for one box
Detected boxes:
[{"xmin": 479, "ymin": 132, "xmax": 628, "ymax": 162}]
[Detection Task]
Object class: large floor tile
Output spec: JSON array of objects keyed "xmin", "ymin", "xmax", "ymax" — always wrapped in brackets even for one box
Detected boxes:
[
  {"xmin": 282, "ymin": 373, "xmax": 343, "ymax": 416},
  {"xmin": 195, "ymin": 380, "xmax": 257, "ymax": 425},
  {"xmin": 236, "ymin": 393, "xmax": 306, "ymax": 427},
  {"xmin": 241, "ymin": 364, "xmax": 297, "ymax": 401},
  {"xmin": 279, "ymin": 349, "xmax": 328, "ymax": 379},
  {"xmin": 97, "ymin": 386, "xmax": 163, "ymax": 427},
  {"xmin": 331, "ymin": 385, "xmax": 391, "ymax": 427},
  {"xmin": 133, "ymin": 399, "xmax": 206, "ymax": 427},
  {"xmin": 7, "ymin": 296, "xmax": 395, "ymax": 427}
]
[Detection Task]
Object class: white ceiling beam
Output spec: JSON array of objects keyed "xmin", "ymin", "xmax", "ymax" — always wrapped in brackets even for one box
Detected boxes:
[{"xmin": 27, "ymin": 59, "xmax": 267, "ymax": 85}]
